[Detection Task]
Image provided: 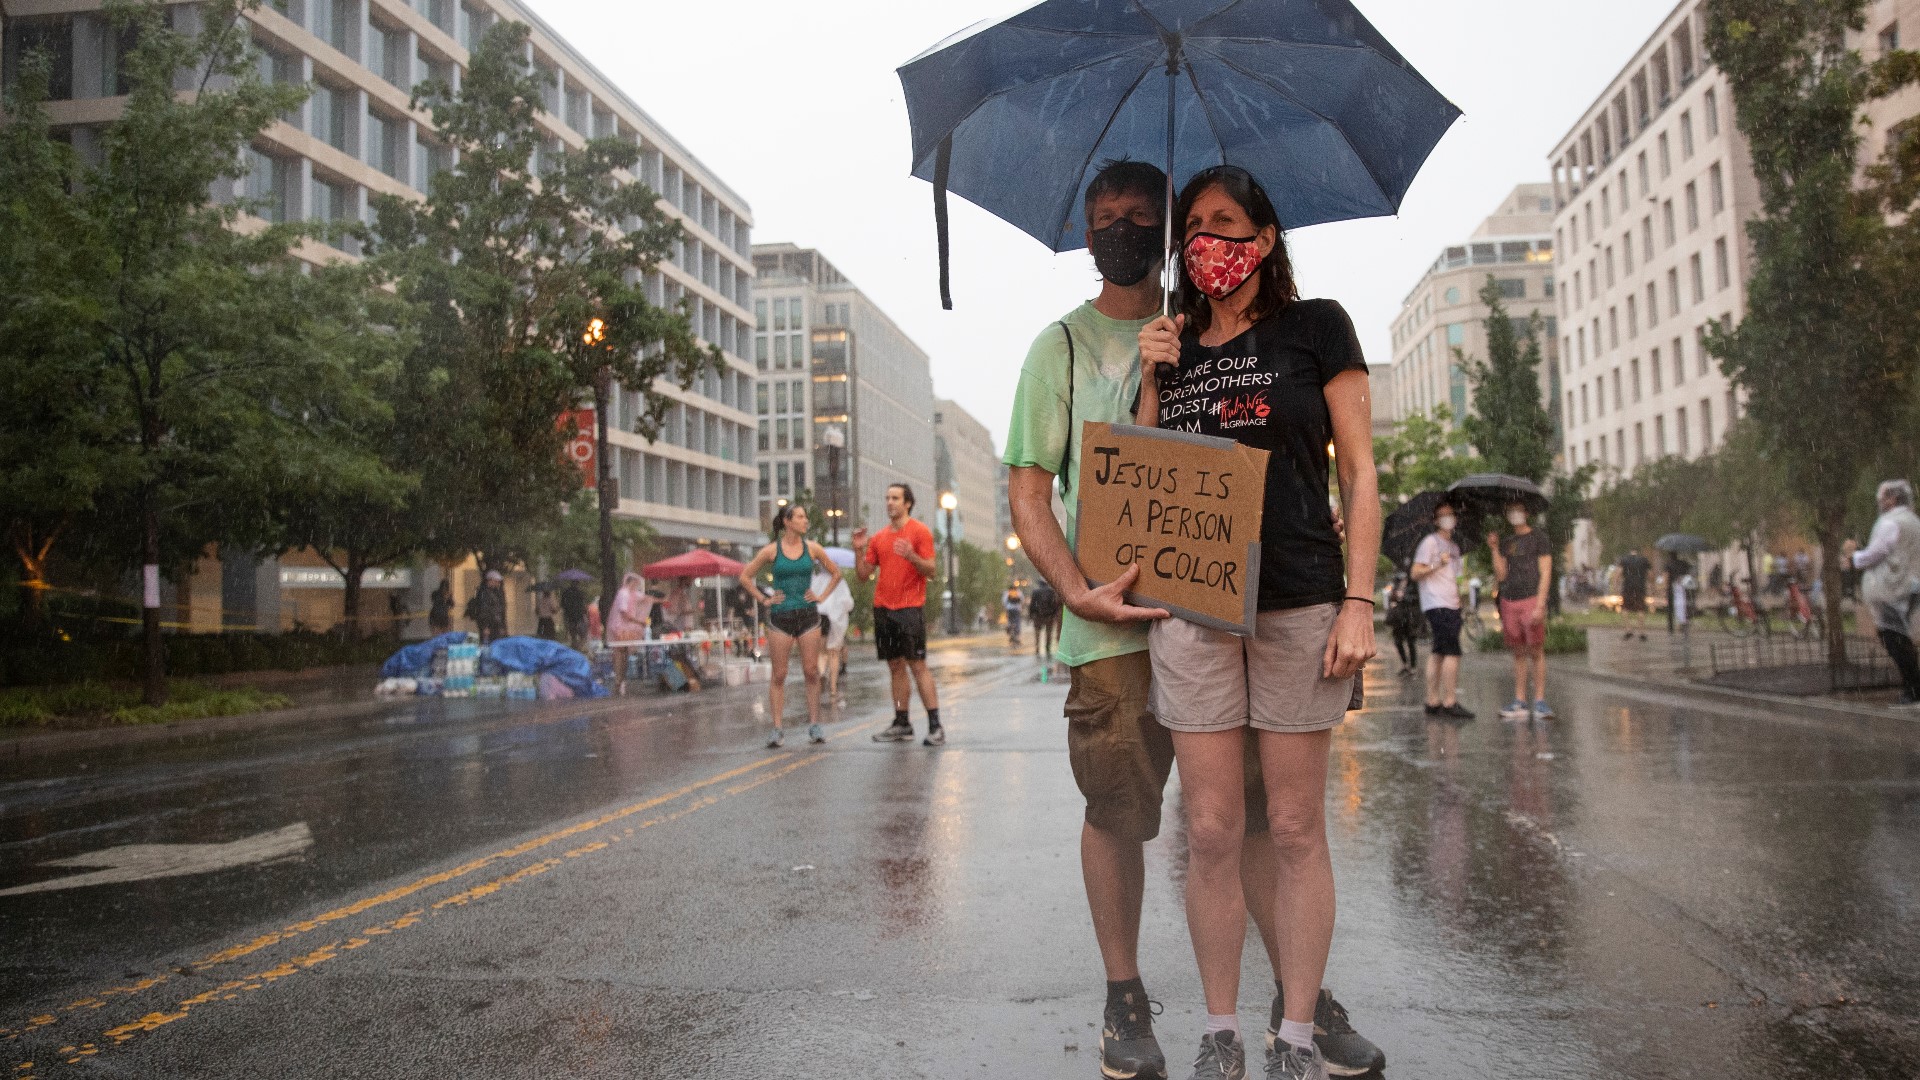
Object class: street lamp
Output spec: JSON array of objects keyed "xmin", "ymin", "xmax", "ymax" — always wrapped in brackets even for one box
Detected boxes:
[
  {"xmin": 940, "ymin": 491, "xmax": 959, "ymax": 634},
  {"xmin": 583, "ymin": 317, "xmax": 617, "ymax": 649},
  {"xmin": 1006, "ymin": 534, "xmax": 1022, "ymax": 585},
  {"xmin": 822, "ymin": 424, "xmax": 846, "ymax": 546}
]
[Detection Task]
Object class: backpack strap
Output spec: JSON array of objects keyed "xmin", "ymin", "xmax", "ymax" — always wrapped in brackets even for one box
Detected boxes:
[{"xmin": 1058, "ymin": 321, "xmax": 1077, "ymax": 496}]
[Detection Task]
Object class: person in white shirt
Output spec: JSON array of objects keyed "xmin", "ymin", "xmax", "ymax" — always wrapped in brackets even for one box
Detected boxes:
[
  {"xmin": 811, "ymin": 562, "xmax": 855, "ymax": 706},
  {"xmin": 1843, "ymin": 479, "xmax": 1920, "ymax": 705},
  {"xmin": 1410, "ymin": 500, "xmax": 1473, "ymax": 719}
]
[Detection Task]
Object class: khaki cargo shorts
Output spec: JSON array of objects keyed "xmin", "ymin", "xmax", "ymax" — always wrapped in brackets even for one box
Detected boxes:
[
  {"xmin": 1066, "ymin": 651, "xmax": 1269, "ymax": 843},
  {"xmin": 1149, "ymin": 603, "xmax": 1353, "ymax": 734}
]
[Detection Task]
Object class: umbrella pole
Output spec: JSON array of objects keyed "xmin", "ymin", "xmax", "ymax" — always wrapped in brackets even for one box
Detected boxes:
[{"xmin": 1162, "ymin": 62, "xmax": 1176, "ymax": 319}]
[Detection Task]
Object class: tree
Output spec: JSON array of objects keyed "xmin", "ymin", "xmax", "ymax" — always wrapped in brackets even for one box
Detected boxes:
[
  {"xmin": 513, "ymin": 488, "xmax": 657, "ymax": 583},
  {"xmin": 1373, "ymin": 406, "xmax": 1484, "ymax": 505},
  {"xmin": 1461, "ymin": 278, "xmax": 1556, "ymax": 484},
  {"xmin": 371, "ymin": 21, "xmax": 715, "ymax": 643},
  {"xmin": 1703, "ymin": 0, "xmax": 1920, "ymax": 664}
]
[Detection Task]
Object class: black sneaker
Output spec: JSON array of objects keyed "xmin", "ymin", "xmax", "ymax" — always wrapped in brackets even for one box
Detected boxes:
[
  {"xmin": 870, "ymin": 723, "xmax": 915, "ymax": 742},
  {"xmin": 1442, "ymin": 703, "xmax": 1475, "ymax": 720},
  {"xmin": 1267, "ymin": 990, "xmax": 1384, "ymax": 1078},
  {"xmin": 1422, "ymin": 703, "xmax": 1441, "ymax": 716},
  {"xmin": 923, "ymin": 726, "xmax": 946, "ymax": 746},
  {"xmin": 1099, "ymin": 991, "xmax": 1166, "ymax": 1080}
]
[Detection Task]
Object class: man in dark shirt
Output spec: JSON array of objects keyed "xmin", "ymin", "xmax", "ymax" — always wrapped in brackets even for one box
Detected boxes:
[
  {"xmin": 1618, "ymin": 548, "xmax": 1652, "ymax": 641},
  {"xmin": 1488, "ymin": 502, "xmax": 1553, "ymax": 719}
]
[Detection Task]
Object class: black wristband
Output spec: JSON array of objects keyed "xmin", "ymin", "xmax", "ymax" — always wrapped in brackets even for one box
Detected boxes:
[{"xmin": 1342, "ymin": 596, "xmax": 1376, "ymax": 607}]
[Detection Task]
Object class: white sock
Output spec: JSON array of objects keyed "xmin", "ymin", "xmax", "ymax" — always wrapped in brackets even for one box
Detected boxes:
[
  {"xmin": 1277, "ymin": 1017, "xmax": 1314, "ymax": 1052},
  {"xmin": 1204, "ymin": 1013, "xmax": 1239, "ymax": 1037}
]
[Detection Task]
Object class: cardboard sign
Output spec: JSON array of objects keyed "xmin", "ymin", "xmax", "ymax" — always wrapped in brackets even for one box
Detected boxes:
[{"xmin": 1073, "ymin": 422, "xmax": 1269, "ymax": 635}]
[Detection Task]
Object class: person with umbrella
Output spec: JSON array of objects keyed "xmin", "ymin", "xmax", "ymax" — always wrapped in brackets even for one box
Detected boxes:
[
  {"xmin": 1486, "ymin": 502, "xmax": 1554, "ymax": 719},
  {"xmin": 1006, "ymin": 160, "xmax": 1380, "ymax": 1080},
  {"xmin": 558, "ymin": 574, "xmax": 590, "ymax": 651},
  {"xmin": 739, "ymin": 504, "xmax": 841, "ymax": 747},
  {"xmin": 1411, "ymin": 499, "xmax": 1472, "ymax": 718},
  {"xmin": 1137, "ymin": 167, "xmax": 1380, "ymax": 1080},
  {"xmin": 1618, "ymin": 546, "xmax": 1653, "ymax": 641}
]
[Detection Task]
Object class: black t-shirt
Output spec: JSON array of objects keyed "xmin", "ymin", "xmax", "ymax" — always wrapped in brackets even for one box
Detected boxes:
[
  {"xmin": 1618, "ymin": 552, "xmax": 1651, "ymax": 598},
  {"xmin": 1499, "ymin": 530, "xmax": 1552, "ymax": 601},
  {"xmin": 1155, "ymin": 299, "xmax": 1368, "ymax": 611}
]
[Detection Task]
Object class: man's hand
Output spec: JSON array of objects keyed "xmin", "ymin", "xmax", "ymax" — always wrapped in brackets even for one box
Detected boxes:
[
  {"xmin": 1842, "ymin": 538, "xmax": 1859, "ymax": 560},
  {"xmin": 892, "ymin": 538, "xmax": 914, "ymax": 559},
  {"xmin": 1067, "ymin": 563, "xmax": 1170, "ymax": 624},
  {"xmin": 850, "ymin": 527, "xmax": 870, "ymax": 552}
]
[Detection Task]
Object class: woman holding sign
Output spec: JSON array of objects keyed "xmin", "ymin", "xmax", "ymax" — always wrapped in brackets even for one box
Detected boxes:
[{"xmin": 1136, "ymin": 166, "xmax": 1380, "ymax": 1080}]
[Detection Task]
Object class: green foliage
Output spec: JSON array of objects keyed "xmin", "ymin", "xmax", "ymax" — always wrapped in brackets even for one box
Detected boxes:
[
  {"xmin": 1461, "ymin": 278, "xmax": 1556, "ymax": 484},
  {"xmin": 1474, "ymin": 621, "xmax": 1588, "ymax": 655},
  {"xmin": 0, "ymin": 627, "xmax": 396, "ymax": 688},
  {"xmin": 514, "ymin": 488, "xmax": 658, "ymax": 583},
  {"xmin": 923, "ymin": 540, "xmax": 1005, "ymax": 633},
  {"xmin": 1374, "ymin": 406, "xmax": 1484, "ymax": 504},
  {"xmin": 0, "ymin": 679, "xmax": 290, "ymax": 728}
]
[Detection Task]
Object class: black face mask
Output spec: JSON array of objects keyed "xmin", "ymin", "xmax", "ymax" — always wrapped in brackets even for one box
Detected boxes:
[{"xmin": 1087, "ymin": 218, "xmax": 1162, "ymax": 286}]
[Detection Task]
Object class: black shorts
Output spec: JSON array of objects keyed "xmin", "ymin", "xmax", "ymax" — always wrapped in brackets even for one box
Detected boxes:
[
  {"xmin": 1425, "ymin": 607, "xmax": 1464, "ymax": 657},
  {"xmin": 1621, "ymin": 591, "xmax": 1647, "ymax": 613},
  {"xmin": 769, "ymin": 606, "xmax": 822, "ymax": 638},
  {"xmin": 874, "ymin": 606, "xmax": 928, "ymax": 662}
]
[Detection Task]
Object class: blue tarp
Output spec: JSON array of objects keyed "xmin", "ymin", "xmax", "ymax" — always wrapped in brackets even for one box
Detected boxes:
[
  {"xmin": 482, "ymin": 636, "xmax": 609, "ymax": 699},
  {"xmin": 381, "ymin": 631, "xmax": 471, "ymax": 678}
]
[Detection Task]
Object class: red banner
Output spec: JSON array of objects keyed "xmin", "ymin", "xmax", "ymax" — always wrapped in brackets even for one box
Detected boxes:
[{"xmin": 558, "ymin": 408, "xmax": 596, "ymax": 489}]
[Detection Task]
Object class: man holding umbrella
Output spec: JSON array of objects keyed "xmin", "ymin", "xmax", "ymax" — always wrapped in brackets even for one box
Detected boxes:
[
  {"xmin": 1005, "ymin": 160, "xmax": 1381, "ymax": 1080},
  {"xmin": 1411, "ymin": 499, "xmax": 1472, "ymax": 718}
]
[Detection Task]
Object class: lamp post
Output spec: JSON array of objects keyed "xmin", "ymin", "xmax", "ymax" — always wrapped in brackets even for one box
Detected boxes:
[
  {"xmin": 822, "ymin": 424, "xmax": 845, "ymax": 546},
  {"xmin": 1006, "ymin": 534, "xmax": 1022, "ymax": 585},
  {"xmin": 583, "ymin": 317, "xmax": 617, "ymax": 649},
  {"xmin": 940, "ymin": 491, "xmax": 959, "ymax": 634}
]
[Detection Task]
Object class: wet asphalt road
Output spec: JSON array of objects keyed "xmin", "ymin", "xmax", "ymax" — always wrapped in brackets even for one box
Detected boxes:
[{"xmin": 3, "ymin": 640, "xmax": 1919, "ymax": 1079}]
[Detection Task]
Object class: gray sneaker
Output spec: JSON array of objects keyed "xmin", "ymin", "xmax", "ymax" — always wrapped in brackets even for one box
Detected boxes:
[
  {"xmin": 1266, "ymin": 990, "xmax": 1384, "ymax": 1077},
  {"xmin": 1099, "ymin": 991, "xmax": 1166, "ymax": 1080},
  {"xmin": 1185, "ymin": 1030, "xmax": 1247, "ymax": 1080},
  {"xmin": 1263, "ymin": 1041, "xmax": 1328, "ymax": 1080}
]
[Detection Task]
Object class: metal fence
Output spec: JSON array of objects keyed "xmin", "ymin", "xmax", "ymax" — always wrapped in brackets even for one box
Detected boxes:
[{"xmin": 1707, "ymin": 634, "xmax": 1900, "ymax": 694}]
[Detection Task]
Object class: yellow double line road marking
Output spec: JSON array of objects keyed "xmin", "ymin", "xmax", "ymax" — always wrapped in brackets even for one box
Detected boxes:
[{"xmin": 7, "ymin": 717, "xmax": 885, "ymax": 1070}]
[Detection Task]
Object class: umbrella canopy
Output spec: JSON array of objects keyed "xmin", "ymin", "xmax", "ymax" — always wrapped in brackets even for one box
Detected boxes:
[
  {"xmin": 1655, "ymin": 533, "xmax": 1713, "ymax": 554},
  {"xmin": 1382, "ymin": 491, "xmax": 1483, "ymax": 566},
  {"xmin": 822, "ymin": 546, "xmax": 858, "ymax": 569},
  {"xmin": 641, "ymin": 549, "xmax": 746, "ymax": 580},
  {"xmin": 554, "ymin": 568, "xmax": 595, "ymax": 583},
  {"xmin": 899, "ymin": 0, "xmax": 1459, "ymax": 306},
  {"xmin": 1448, "ymin": 473, "xmax": 1550, "ymax": 516}
]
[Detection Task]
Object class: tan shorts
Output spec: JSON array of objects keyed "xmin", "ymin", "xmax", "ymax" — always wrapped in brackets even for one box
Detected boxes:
[
  {"xmin": 1066, "ymin": 651, "xmax": 1269, "ymax": 842},
  {"xmin": 1149, "ymin": 604, "xmax": 1354, "ymax": 734}
]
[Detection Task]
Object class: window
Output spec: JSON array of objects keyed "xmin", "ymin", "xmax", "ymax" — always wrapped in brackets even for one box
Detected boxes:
[
  {"xmin": 1604, "ymin": 248, "xmax": 1615, "ymax": 288},
  {"xmin": 1704, "ymin": 88, "xmax": 1720, "ymax": 137},
  {"xmin": 1679, "ymin": 111, "xmax": 1695, "ymax": 159},
  {"xmin": 1646, "ymin": 283, "xmax": 1660, "ymax": 328},
  {"xmin": 1618, "ymin": 173, "xmax": 1630, "ymax": 214},
  {"xmin": 1627, "ymin": 295, "xmax": 1638, "ymax": 338},
  {"xmin": 1612, "ymin": 369, "xmax": 1623, "ymax": 413},
  {"xmin": 1662, "ymin": 200, "xmax": 1676, "ymax": 246},
  {"xmin": 1445, "ymin": 323, "xmax": 1466, "ymax": 347},
  {"xmin": 773, "ymin": 381, "xmax": 788, "ymax": 414},
  {"xmin": 1622, "ymin": 232, "xmax": 1635, "ymax": 275},
  {"xmin": 1637, "ymin": 151, "xmax": 1650, "ymax": 197},
  {"xmin": 1634, "ymin": 423, "xmax": 1646, "ymax": 464},
  {"xmin": 1700, "ymin": 398, "xmax": 1714, "ymax": 450},
  {"xmin": 1576, "ymin": 327, "xmax": 1585, "ymax": 363},
  {"xmin": 1580, "ymin": 384, "xmax": 1590, "ymax": 423},
  {"xmin": 1589, "ymin": 259, "xmax": 1598, "ymax": 299},
  {"xmin": 1641, "ymin": 216, "xmax": 1654, "ymax": 258},
  {"xmin": 245, "ymin": 147, "xmax": 294, "ymax": 222},
  {"xmin": 754, "ymin": 335, "xmax": 767, "ymax": 370},
  {"xmin": 1601, "ymin": 185, "xmax": 1612, "ymax": 226},
  {"xmin": 1651, "ymin": 347, "xmax": 1664, "ymax": 392},
  {"xmin": 1630, "ymin": 358, "xmax": 1642, "ymax": 401},
  {"xmin": 1677, "ymin": 406, "xmax": 1690, "ymax": 456},
  {"xmin": 1685, "ymin": 182, "xmax": 1701, "ymax": 231},
  {"xmin": 1608, "ymin": 307, "xmax": 1619, "ymax": 349},
  {"xmin": 756, "ymin": 420, "xmax": 769, "ymax": 452},
  {"xmin": 1594, "ymin": 378, "xmax": 1605, "ymax": 417},
  {"xmin": 1714, "ymin": 238, "xmax": 1730, "ymax": 290},
  {"xmin": 1880, "ymin": 22, "xmax": 1900, "ymax": 54},
  {"xmin": 1673, "ymin": 336, "xmax": 1686, "ymax": 384},
  {"xmin": 1655, "ymin": 415, "xmax": 1667, "ymax": 456},
  {"xmin": 1709, "ymin": 163, "xmax": 1725, "ymax": 214},
  {"xmin": 1444, "ymin": 286, "xmax": 1460, "ymax": 305},
  {"xmin": 311, "ymin": 82, "xmax": 351, "ymax": 153},
  {"xmin": 773, "ymin": 334, "xmax": 788, "ymax": 368},
  {"xmin": 755, "ymin": 299, "xmax": 768, "ymax": 331},
  {"xmin": 1667, "ymin": 268, "xmax": 1681, "ymax": 315},
  {"xmin": 1696, "ymin": 325, "xmax": 1712, "ymax": 377},
  {"xmin": 1572, "ymin": 270, "xmax": 1583, "ymax": 307},
  {"xmin": 1658, "ymin": 132, "xmax": 1672, "ymax": 177},
  {"xmin": 1689, "ymin": 254, "xmax": 1705, "ymax": 304},
  {"xmin": 1496, "ymin": 279, "xmax": 1525, "ymax": 299},
  {"xmin": 776, "ymin": 461, "xmax": 790, "ymax": 496}
]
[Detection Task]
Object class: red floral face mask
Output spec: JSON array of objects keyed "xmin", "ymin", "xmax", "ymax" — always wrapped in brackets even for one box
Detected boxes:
[{"xmin": 1183, "ymin": 232, "xmax": 1265, "ymax": 300}]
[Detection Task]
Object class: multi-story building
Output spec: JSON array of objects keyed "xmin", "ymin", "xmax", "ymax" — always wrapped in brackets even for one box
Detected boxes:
[
  {"xmin": 750, "ymin": 244, "xmax": 936, "ymax": 540},
  {"xmin": 1547, "ymin": 1, "xmax": 1759, "ymax": 482},
  {"xmin": 1858, "ymin": 1, "xmax": 1919, "ymax": 196},
  {"xmin": 1386, "ymin": 184, "xmax": 1561, "ymax": 427},
  {"xmin": 1, "ymin": 0, "xmax": 757, "ymax": 631},
  {"xmin": 932, "ymin": 399, "xmax": 999, "ymax": 545}
]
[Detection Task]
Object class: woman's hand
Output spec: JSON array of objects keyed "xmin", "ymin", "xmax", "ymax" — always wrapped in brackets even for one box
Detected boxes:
[
  {"xmin": 804, "ymin": 589, "xmax": 821, "ymax": 604},
  {"xmin": 1138, "ymin": 314, "xmax": 1185, "ymax": 377},
  {"xmin": 765, "ymin": 589, "xmax": 784, "ymax": 605},
  {"xmin": 1322, "ymin": 601, "xmax": 1377, "ymax": 680}
]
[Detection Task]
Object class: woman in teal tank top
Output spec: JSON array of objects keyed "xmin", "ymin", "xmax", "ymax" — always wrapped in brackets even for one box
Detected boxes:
[{"xmin": 738, "ymin": 504, "xmax": 843, "ymax": 748}]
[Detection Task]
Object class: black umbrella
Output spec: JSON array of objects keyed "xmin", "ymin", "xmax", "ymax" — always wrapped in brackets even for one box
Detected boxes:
[
  {"xmin": 1448, "ymin": 473, "xmax": 1551, "ymax": 516},
  {"xmin": 1382, "ymin": 491, "xmax": 1484, "ymax": 567},
  {"xmin": 1655, "ymin": 533, "xmax": 1713, "ymax": 554}
]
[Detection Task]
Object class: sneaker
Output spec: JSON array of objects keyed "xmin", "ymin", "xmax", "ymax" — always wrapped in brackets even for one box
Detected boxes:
[
  {"xmin": 1262, "ymin": 1041, "xmax": 1328, "ymax": 1080},
  {"xmin": 1099, "ymin": 991, "xmax": 1167, "ymax": 1080},
  {"xmin": 1442, "ymin": 703, "xmax": 1476, "ymax": 720},
  {"xmin": 1184, "ymin": 1031, "xmax": 1246, "ymax": 1080},
  {"xmin": 1622, "ymin": 630, "xmax": 1633, "ymax": 639},
  {"xmin": 871, "ymin": 723, "xmax": 915, "ymax": 743},
  {"xmin": 1531, "ymin": 698, "xmax": 1555, "ymax": 720},
  {"xmin": 766, "ymin": 728, "xmax": 785, "ymax": 749},
  {"xmin": 1267, "ymin": 990, "xmax": 1384, "ymax": 1077},
  {"xmin": 1422, "ymin": 703, "xmax": 1441, "ymax": 716},
  {"xmin": 807, "ymin": 723, "xmax": 825, "ymax": 744},
  {"xmin": 923, "ymin": 726, "xmax": 946, "ymax": 747},
  {"xmin": 1639, "ymin": 633, "xmax": 1650, "ymax": 641},
  {"xmin": 1499, "ymin": 699, "xmax": 1531, "ymax": 719}
]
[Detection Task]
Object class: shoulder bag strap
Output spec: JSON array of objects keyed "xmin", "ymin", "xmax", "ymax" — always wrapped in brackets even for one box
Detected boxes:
[{"xmin": 1058, "ymin": 321, "xmax": 1076, "ymax": 496}]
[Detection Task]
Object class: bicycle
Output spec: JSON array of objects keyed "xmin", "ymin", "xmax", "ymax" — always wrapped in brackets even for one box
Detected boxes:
[
  {"xmin": 1779, "ymin": 580, "xmax": 1825, "ymax": 641},
  {"xmin": 1715, "ymin": 582, "xmax": 1770, "ymax": 638}
]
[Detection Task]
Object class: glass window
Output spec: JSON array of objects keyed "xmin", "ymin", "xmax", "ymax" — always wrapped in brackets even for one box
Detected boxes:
[
  {"xmin": 1673, "ymin": 337, "xmax": 1686, "ymax": 384},
  {"xmin": 1704, "ymin": 88, "xmax": 1720, "ymax": 136},
  {"xmin": 1496, "ymin": 279, "xmax": 1524, "ymax": 299},
  {"xmin": 755, "ymin": 299, "xmax": 767, "ymax": 330},
  {"xmin": 776, "ymin": 461, "xmax": 790, "ymax": 496},
  {"xmin": 794, "ymin": 463, "xmax": 806, "ymax": 491},
  {"xmin": 775, "ymin": 418, "xmax": 789, "ymax": 451},
  {"xmin": 1662, "ymin": 201, "xmax": 1676, "ymax": 246},
  {"xmin": 773, "ymin": 335, "xmax": 788, "ymax": 367},
  {"xmin": 1685, "ymin": 183, "xmax": 1699, "ymax": 230},
  {"xmin": 1444, "ymin": 286, "xmax": 1460, "ymax": 305},
  {"xmin": 1637, "ymin": 152, "xmax": 1650, "ymax": 197},
  {"xmin": 1677, "ymin": 407, "xmax": 1690, "ymax": 456},
  {"xmin": 1679, "ymin": 111, "xmax": 1694, "ymax": 158},
  {"xmin": 755, "ymin": 335, "xmax": 768, "ymax": 369},
  {"xmin": 790, "ymin": 333, "xmax": 806, "ymax": 365},
  {"xmin": 773, "ymin": 299, "xmax": 787, "ymax": 332},
  {"xmin": 774, "ymin": 382, "xmax": 788, "ymax": 413},
  {"xmin": 1647, "ymin": 283, "xmax": 1659, "ymax": 327},
  {"xmin": 1709, "ymin": 164, "xmax": 1725, "ymax": 214},
  {"xmin": 757, "ymin": 420, "xmax": 769, "ymax": 451},
  {"xmin": 1689, "ymin": 254, "xmax": 1705, "ymax": 303},
  {"xmin": 1714, "ymin": 239, "xmax": 1731, "ymax": 290},
  {"xmin": 1445, "ymin": 323, "xmax": 1465, "ymax": 347},
  {"xmin": 1651, "ymin": 347, "xmax": 1663, "ymax": 392},
  {"xmin": 1658, "ymin": 132, "xmax": 1672, "ymax": 177}
]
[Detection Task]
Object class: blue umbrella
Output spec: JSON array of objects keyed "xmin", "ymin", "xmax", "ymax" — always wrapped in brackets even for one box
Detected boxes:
[{"xmin": 899, "ymin": 0, "xmax": 1460, "ymax": 308}]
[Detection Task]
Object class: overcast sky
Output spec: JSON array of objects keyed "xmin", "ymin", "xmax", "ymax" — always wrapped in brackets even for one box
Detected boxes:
[{"xmin": 532, "ymin": 0, "xmax": 1680, "ymax": 450}]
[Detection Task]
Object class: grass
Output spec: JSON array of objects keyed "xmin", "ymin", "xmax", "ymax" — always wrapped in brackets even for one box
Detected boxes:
[
  {"xmin": 1473, "ymin": 621, "xmax": 1590, "ymax": 655},
  {"xmin": 0, "ymin": 681, "xmax": 291, "ymax": 729}
]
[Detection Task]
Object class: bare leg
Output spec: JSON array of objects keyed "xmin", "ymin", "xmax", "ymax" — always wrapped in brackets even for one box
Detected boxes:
[
  {"xmin": 1082, "ymin": 822, "xmax": 1148, "ymax": 981},
  {"xmin": 908, "ymin": 657, "xmax": 939, "ymax": 711},
  {"xmin": 1171, "ymin": 727, "xmax": 1249, "ymax": 1017},
  {"xmin": 797, "ymin": 628, "xmax": 823, "ymax": 725},
  {"xmin": 1511, "ymin": 653, "xmax": 1528, "ymax": 703},
  {"xmin": 1531, "ymin": 648, "xmax": 1548, "ymax": 701},
  {"xmin": 1424, "ymin": 650, "xmax": 1443, "ymax": 707},
  {"xmin": 768, "ymin": 629, "xmax": 793, "ymax": 731},
  {"xmin": 1257, "ymin": 728, "xmax": 1335, "ymax": 1029},
  {"xmin": 888, "ymin": 658, "xmax": 910, "ymax": 714},
  {"xmin": 1241, "ymin": 831, "xmax": 1282, "ymax": 975},
  {"xmin": 612, "ymin": 646, "xmax": 631, "ymax": 695}
]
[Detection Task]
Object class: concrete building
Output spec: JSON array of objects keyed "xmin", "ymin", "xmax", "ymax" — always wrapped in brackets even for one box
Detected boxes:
[
  {"xmin": 1, "ymin": 0, "xmax": 756, "ymax": 632},
  {"xmin": 1858, "ymin": 1, "xmax": 1919, "ymax": 199},
  {"xmin": 1386, "ymin": 184, "xmax": 1561, "ymax": 429},
  {"xmin": 1547, "ymin": 2, "xmax": 1759, "ymax": 483},
  {"xmin": 932, "ymin": 399, "xmax": 999, "ymax": 545},
  {"xmin": 750, "ymin": 244, "xmax": 936, "ymax": 541}
]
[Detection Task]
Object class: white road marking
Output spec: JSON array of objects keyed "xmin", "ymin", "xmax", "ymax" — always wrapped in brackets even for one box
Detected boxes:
[{"xmin": 0, "ymin": 824, "xmax": 313, "ymax": 897}]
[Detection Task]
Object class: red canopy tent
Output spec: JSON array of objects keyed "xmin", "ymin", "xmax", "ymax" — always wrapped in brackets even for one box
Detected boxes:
[{"xmin": 641, "ymin": 549, "xmax": 745, "ymax": 579}]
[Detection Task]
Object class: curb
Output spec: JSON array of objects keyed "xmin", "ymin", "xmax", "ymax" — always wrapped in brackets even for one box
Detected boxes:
[
  {"xmin": 0, "ymin": 696, "xmax": 407, "ymax": 764},
  {"xmin": 1560, "ymin": 663, "xmax": 1920, "ymax": 744}
]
